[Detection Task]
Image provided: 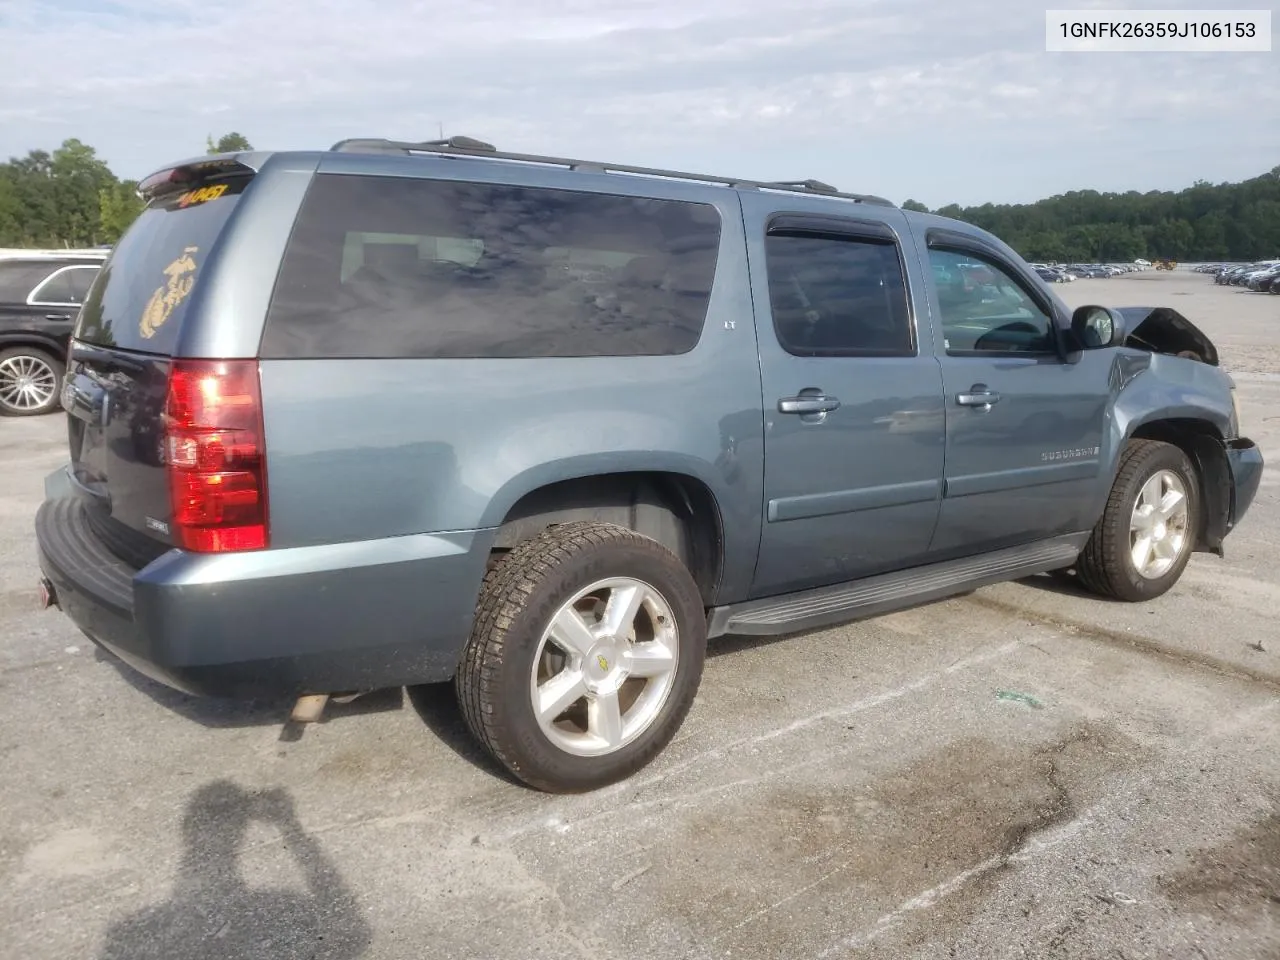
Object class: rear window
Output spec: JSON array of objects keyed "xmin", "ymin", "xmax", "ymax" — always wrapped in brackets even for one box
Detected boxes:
[
  {"xmin": 75, "ymin": 178, "xmax": 250, "ymax": 354},
  {"xmin": 261, "ymin": 174, "xmax": 722, "ymax": 359}
]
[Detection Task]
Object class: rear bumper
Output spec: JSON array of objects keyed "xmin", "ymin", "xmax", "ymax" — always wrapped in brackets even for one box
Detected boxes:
[
  {"xmin": 1226, "ymin": 437, "xmax": 1264, "ymax": 532},
  {"xmin": 35, "ymin": 478, "xmax": 492, "ymax": 699}
]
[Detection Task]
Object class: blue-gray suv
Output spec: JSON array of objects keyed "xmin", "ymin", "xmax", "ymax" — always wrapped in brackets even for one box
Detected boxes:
[{"xmin": 34, "ymin": 137, "xmax": 1264, "ymax": 792}]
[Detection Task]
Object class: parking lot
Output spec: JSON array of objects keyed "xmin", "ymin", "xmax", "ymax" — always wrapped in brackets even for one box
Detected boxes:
[{"xmin": 1, "ymin": 271, "xmax": 1277, "ymax": 959}]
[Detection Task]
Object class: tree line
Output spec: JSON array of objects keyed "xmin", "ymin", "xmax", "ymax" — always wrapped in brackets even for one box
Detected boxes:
[
  {"xmin": 903, "ymin": 164, "xmax": 1280, "ymax": 263},
  {"xmin": 0, "ymin": 133, "xmax": 252, "ymax": 249},
  {"xmin": 1, "ymin": 131, "xmax": 1274, "ymax": 262}
]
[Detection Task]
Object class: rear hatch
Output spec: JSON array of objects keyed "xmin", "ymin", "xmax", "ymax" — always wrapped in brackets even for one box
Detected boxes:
[{"xmin": 63, "ymin": 165, "xmax": 256, "ymax": 566}]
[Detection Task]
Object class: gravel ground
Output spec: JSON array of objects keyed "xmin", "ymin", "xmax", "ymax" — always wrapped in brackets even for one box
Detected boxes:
[{"xmin": 0, "ymin": 271, "xmax": 1276, "ymax": 959}]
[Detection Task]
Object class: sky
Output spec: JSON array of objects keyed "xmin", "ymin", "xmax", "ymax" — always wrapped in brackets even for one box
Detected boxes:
[{"xmin": 0, "ymin": 0, "xmax": 1276, "ymax": 209}]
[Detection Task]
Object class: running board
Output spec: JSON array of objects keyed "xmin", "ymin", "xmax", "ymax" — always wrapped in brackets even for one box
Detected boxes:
[{"xmin": 707, "ymin": 535, "xmax": 1086, "ymax": 638}]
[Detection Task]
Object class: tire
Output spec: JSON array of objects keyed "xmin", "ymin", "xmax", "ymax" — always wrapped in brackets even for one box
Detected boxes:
[
  {"xmin": 455, "ymin": 521, "xmax": 706, "ymax": 793},
  {"xmin": 1076, "ymin": 440, "xmax": 1200, "ymax": 602},
  {"xmin": 0, "ymin": 346, "xmax": 64, "ymax": 416}
]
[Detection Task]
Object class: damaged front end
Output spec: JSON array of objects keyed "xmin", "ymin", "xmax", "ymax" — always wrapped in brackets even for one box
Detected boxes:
[
  {"xmin": 1106, "ymin": 305, "xmax": 1263, "ymax": 556},
  {"xmin": 1115, "ymin": 306, "xmax": 1219, "ymax": 365}
]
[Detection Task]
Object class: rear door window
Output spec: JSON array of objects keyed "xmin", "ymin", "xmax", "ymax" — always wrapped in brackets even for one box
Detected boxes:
[
  {"xmin": 75, "ymin": 178, "xmax": 251, "ymax": 354},
  {"xmin": 261, "ymin": 174, "xmax": 723, "ymax": 359},
  {"xmin": 29, "ymin": 265, "xmax": 101, "ymax": 305},
  {"xmin": 764, "ymin": 232, "xmax": 914, "ymax": 357},
  {"xmin": 0, "ymin": 262, "xmax": 64, "ymax": 303}
]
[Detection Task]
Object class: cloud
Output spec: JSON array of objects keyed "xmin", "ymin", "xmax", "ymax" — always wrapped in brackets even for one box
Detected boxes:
[{"xmin": 0, "ymin": 0, "xmax": 1275, "ymax": 206}]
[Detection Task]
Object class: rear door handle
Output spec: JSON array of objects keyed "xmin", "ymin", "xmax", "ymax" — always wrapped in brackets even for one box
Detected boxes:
[
  {"xmin": 778, "ymin": 395, "xmax": 841, "ymax": 415},
  {"xmin": 956, "ymin": 387, "xmax": 1001, "ymax": 408},
  {"xmin": 45, "ymin": 313, "xmax": 72, "ymax": 321}
]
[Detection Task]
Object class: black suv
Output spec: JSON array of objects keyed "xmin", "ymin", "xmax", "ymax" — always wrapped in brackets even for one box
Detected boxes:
[{"xmin": 0, "ymin": 253, "xmax": 105, "ymax": 416}]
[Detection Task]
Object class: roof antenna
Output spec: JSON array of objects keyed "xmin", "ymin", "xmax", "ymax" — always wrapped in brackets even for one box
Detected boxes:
[{"xmin": 438, "ymin": 121, "xmax": 444, "ymax": 139}]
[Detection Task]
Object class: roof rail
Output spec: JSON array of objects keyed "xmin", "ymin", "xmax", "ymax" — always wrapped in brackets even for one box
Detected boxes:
[{"xmin": 327, "ymin": 136, "xmax": 895, "ymax": 207}]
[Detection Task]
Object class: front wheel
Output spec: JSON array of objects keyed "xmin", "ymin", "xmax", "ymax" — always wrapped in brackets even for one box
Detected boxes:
[
  {"xmin": 456, "ymin": 521, "xmax": 706, "ymax": 793},
  {"xmin": 0, "ymin": 347, "xmax": 64, "ymax": 416},
  {"xmin": 1075, "ymin": 440, "xmax": 1200, "ymax": 602}
]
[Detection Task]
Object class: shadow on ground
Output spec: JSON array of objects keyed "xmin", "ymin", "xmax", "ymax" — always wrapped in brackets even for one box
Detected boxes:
[
  {"xmin": 1013, "ymin": 569, "xmax": 1108, "ymax": 600},
  {"xmin": 97, "ymin": 780, "xmax": 373, "ymax": 959},
  {"xmin": 405, "ymin": 682, "xmax": 522, "ymax": 785},
  {"xmin": 91, "ymin": 647, "xmax": 406, "ymax": 729}
]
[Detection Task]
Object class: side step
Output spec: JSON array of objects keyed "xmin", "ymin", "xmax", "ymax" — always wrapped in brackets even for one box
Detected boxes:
[{"xmin": 707, "ymin": 535, "xmax": 1086, "ymax": 638}]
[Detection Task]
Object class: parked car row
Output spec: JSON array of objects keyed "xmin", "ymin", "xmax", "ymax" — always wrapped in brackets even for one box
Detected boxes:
[
  {"xmin": 1207, "ymin": 260, "xmax": 1280, "ymax": 293},
  {"xmin": 1030, "ymin": 262, "xmax": 1145, "ymax": 284}
]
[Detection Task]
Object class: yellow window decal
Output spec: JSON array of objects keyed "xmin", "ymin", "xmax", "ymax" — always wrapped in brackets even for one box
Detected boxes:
[
  {"xmin": 140, "ymin": 246, "xmax": 199, "ymax": 339},
  {"xmin": 176, "ymin": 183, "xmax": 229, "ymax": 208}
]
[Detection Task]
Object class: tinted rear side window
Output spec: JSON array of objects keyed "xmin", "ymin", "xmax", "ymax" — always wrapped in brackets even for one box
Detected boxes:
[
  {"xmin": 261, "ymin": 174, "xmax": 722, "ymax": 359},
  {"xmin": 765, "ymin": 233, "xmax": 913, "ymax": 357},
  {"xmin": 0, "ymin": 262, "xmax": 61, "ymax": 302},
  {"xmin": 75, "ymin": 178, "xmax": 250, "ymax": 354},
  {"xmin": 31, "ymin": 265, "xmax": 101, "ymax": 305}
]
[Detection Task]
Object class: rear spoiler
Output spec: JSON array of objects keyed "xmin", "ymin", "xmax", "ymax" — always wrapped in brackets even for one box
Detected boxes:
[{"xmin": 137, "ymin": 152, "xmax": 269, "ymax": 201}]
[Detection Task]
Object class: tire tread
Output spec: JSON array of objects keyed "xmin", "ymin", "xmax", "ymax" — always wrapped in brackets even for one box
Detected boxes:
[
  {"xmin": 456, "ymin": 521, "xmax": 701, "ymax": 792},
  {"xmin": 1076, "ymin": 439, "xmax": 1196, "ymax": 601}
]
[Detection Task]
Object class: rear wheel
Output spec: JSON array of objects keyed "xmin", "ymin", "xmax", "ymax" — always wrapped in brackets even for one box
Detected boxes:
[
  {"xmin": 0, "ymin": 347, "xmax": 64, "ymax": 416},
  {"xmin": 456, "ymin": 521, "xmax": 706, "ymax": 793},
  {"xmin": 1076, "ymin": 440, "xmax": 1199, "ymax": 602}
]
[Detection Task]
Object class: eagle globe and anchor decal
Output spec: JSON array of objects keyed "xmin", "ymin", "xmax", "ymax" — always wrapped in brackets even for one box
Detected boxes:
[{"xmin": 139, "ymin": 245, "xmax": 200, "ymax": 340}]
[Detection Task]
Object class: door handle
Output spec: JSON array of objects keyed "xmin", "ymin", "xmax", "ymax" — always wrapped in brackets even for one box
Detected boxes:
[
  {"xmin": 956, "ymin": 386, "xmax": 1002, "ymax": 408},
  {"xmin": 45, "ymin": 313, "xmax": 72, "ymax": 321},
  {"xmin": 778, "ymin": 395, "xmax": 841, "ymax": 415}
]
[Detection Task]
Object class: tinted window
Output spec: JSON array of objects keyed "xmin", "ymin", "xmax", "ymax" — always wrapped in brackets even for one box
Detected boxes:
[
  {"xmin": 765, "ymin": 232, "xmax": 913, "ymax": 356},
  {"xmin": 30, "ymin": 265, "xmax": 100, "ymax": 304},
  {"xmin": 0, "ymin": 262, "xmax": 62, "ymax": 303},
  {"xmin": 928, "ymin": 248, "xmax": 1055, "ymax": 354},
  {"xmin": 261, "ymin": 175, "xmax": 722, "ymax": 359},
  {"xmin": 75, "ymin": 177, "xmax": 250, "ymax": 353}
]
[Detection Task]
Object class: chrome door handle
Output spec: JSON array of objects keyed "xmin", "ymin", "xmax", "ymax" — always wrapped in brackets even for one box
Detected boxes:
[
  {"xmin": 778, "ymin": 395, "xmax": 841, "ymax": 415},
  {"xmin": 956, "ymin": 388, "xmax": 1001, "ymax": 408}
]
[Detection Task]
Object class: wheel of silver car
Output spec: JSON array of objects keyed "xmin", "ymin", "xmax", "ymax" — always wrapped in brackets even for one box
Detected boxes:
[
  {"xmin": 0, "ymin": 347, "xmax": 64, "ymax": 416},
  {"xmin": 1075, "ymin": 439, "xmax": 1200, "ymax": 602},
  {"xmin": 456, "ymin": 521, "xmax": 706, "ymax": 793}
]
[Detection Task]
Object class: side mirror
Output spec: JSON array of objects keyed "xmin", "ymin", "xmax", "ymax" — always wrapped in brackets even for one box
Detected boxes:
[{"xmin": 1070, "ymin": 305, "xmax": 1125, "ymax": 349}]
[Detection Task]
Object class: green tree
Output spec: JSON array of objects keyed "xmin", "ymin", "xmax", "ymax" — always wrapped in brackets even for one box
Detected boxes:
[
  {"xmin": 99, "ymin": 180, "xmax": 144, "ymax": 243},
  {"xmin": 49, "ymin": 138, "xmax": 116, "ymax": 245},
  {"xmin": 902, "ymin": 199, "xmax": 930, "ymax": 213},
  {"xmin": 0, "ymin": 139, "xmax": 130, "ymax": 247},
  {"xmin": 1146, "ymin": 219, "xmax": 1195, "ymax": 260},
  {"xmin": 4, "ymin": 149, "xmax": 59, "ymax": 246},
  {"xmin": 930, "ymin": 164, "xmax": 1280, "ymax": 261},
  {"xmin": 207, "ymin": 132, "xmax": 253, "ymax": 154}
]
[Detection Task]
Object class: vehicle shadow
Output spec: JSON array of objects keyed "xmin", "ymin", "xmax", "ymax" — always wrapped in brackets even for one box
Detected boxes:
[
  {"xmin": 91, "ymin": 646, "xmax": 406, "ymax": 730},
  {"xmin": 1011, "ymin": 569, "xmax": 1124, "ymax": 601},
  {"xmin": 404, "ymin": 682, "xmax": 523, "ymax": 786},
  {"xmin": 97, "ymin": 780, "xmax": 373, "ymax": 960}
]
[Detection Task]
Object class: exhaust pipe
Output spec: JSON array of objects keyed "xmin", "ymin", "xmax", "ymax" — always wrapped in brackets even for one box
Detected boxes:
[
  {"xmin": 289, "ymin": 694, "xmax": 329, "ymax": 724},
  {"xmin": 38, "ymin": 578, "xmax": 58, "ymax": 610}
]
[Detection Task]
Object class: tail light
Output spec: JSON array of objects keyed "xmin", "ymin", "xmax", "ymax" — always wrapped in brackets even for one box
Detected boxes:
[{"xmin": 163, "ymin": 359, "xmax": 268, "ymax": 552}]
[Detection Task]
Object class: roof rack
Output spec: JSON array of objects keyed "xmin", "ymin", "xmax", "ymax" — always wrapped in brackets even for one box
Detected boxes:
[{"xmin": 328, "ymin": 136, "xmax": 894, "ymax": 207}]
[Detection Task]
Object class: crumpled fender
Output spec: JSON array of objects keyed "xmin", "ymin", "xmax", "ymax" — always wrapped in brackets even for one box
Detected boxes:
[{"xmin": 1115, "ymin": 306, "xmax": 1219, "ymax": 366}]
